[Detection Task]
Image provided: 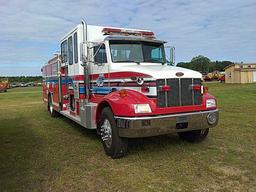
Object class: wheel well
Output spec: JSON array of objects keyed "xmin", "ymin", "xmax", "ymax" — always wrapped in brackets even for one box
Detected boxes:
[{"xmin": 96, "ymin": 101, "xmax": 112, "ymax": 124}]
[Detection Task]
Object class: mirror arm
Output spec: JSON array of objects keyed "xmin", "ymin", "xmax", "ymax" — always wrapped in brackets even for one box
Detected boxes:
[{"xmin": 170, "ymin": 46, "xmax": 175, "ymax": 66}]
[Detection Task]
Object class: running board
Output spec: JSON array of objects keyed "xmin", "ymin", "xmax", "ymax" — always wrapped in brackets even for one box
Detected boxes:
[
  {"xmin": 60, "ymin": 111, "xmax": 85, "ymax": 128},
  {"xmin": 59, "ymin": 102, "xmax": 97, "ymax": 129}
]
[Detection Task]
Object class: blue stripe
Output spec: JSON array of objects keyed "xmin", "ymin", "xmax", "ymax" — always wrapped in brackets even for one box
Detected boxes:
[
  {"xmin": 44, "ymin": 79, "xmax": 75, "ymax": 84},
  {"xmin": 44, "ymin": 79, "xmax": 112, "ymax": 95},
  {"xmin": 92, "ymin": 87, "xmax": 112, "ymax": 94},
  {"xmin": 62, "ymin": 79, "xmax": 73, "ymax": 84},
  {"xmin": 45, "ymin": 79, "xmax": 58, "ymax": 83},
  {"xmin": 79, "ymin": 87, "xmax": 85, "ymax": 94}
]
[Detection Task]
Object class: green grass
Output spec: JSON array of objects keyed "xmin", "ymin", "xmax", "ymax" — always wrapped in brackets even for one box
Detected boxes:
[{"xmin": 0, "ymin": 84, "xmax": 256, "ymax": 192}]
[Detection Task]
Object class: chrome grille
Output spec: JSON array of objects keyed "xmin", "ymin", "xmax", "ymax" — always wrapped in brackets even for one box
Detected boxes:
[{"xmin": 156, "ymin": 78, "xmax": 202, "ymax": 107}]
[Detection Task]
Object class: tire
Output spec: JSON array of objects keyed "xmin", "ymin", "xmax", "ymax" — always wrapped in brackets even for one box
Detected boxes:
[
  {"xmin": 178, "ymin": 128, "xmax": 209, "ymax": 142},
  {"xmin": 48, "ymin": 94, "xmax": 60, "ymax": 117},
  {"xmin": 99, "ymin": 107, "xmax": 128, "ymax": 159}
]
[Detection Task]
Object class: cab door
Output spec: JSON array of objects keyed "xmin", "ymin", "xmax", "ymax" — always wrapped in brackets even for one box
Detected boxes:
[{"xmin": 90, "ymin": 43, "xmax": 109, "ymax": 94}]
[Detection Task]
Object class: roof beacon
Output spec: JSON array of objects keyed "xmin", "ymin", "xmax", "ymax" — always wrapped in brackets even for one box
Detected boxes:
[{"xmin": 102, "ymin": 28, "xmax": 155, "ymax": 38}]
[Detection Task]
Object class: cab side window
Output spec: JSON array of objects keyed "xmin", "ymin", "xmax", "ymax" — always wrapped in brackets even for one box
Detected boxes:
[
  {"xmin": 74, "ymin": 32, "xmax": 78, "ymax": 63},
  {"xmin": 61, "ymin": 40, "xmax": 67, "ymax": 63},
  {"xmin": 68, "ymin": 36, "xmax": 73, "ymax": 65},
  {"xmin": 94, "ymin": 44, "xmax": 107, "ymax": 63}
]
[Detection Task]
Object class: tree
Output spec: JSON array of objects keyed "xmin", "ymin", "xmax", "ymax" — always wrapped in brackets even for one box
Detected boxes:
[
  {"xmin": 176, "ymin": 56, "xmax": 234, "ymax": 73},
  {"xmin": 190, "ymin": 55, "xmax": 210, "ymax": 74},
  {"xmin": 177, "ymin": 62, "xmax": 190, "ymax": 68}
]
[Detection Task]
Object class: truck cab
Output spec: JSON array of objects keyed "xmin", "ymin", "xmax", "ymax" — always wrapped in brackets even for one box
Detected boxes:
[{"xmin": 42, "ymin": 21, "xmax": 219, "ymax": 158}]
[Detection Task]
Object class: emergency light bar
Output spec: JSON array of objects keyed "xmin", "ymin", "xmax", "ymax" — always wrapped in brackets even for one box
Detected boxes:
[{"xmin": 102, "ymin": 28, "xmax": 155, "ymax": 38}]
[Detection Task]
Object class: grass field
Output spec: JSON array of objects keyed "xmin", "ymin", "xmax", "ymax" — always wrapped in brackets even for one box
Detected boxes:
[{"xmin": 0, "ymin": 84, "xmax": 256, "ymax": 192}]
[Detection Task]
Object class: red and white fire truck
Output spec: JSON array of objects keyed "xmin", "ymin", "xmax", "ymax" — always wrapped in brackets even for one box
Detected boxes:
[{"xmin": 42, "ymin": 20, "xmax": 219, "ymax": 158}]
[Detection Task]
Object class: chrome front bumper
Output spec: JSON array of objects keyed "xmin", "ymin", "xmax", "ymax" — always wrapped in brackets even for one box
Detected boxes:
[{"xmin": 115, "ymin": 109, "xmax": 219, "ymax": 138}]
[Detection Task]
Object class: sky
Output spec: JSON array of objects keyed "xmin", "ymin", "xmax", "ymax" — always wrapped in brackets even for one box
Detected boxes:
[{"xmin": 0, "ymin": 0, "xmax": 255, "ymax": 76}]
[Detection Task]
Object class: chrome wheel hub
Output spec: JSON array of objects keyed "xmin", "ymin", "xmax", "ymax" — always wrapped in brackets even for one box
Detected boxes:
[{"xmin": 101, "ymin": 119, "xmax": 112, "ymax": 148}]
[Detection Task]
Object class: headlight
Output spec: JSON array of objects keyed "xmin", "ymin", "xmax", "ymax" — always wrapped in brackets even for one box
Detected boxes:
[
  {"xmin": 206, "ymin": 99, "xmax": 216, "ymax": 108},
  {"xmin": 134, "ymin": 104, "xmax": 152, "ymax": 113}
]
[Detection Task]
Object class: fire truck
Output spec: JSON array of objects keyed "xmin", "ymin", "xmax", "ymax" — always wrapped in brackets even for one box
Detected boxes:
[{"xmin": 42, "ymin": 20, "xmax": 219, "ymax": 158}]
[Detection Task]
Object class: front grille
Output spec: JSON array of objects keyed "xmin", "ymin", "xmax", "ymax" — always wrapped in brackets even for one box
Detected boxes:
[{"xmin": 156, "ymin": 78, "xmax": 202, "ymax": 107}]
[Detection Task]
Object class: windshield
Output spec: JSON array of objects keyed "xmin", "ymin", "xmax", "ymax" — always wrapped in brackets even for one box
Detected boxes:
[{"xmin": 109, "ymin": 40, "xmax": 166, "ymax": 63}]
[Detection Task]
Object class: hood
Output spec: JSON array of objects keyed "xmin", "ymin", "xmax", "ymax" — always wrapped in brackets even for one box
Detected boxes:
[{"xmin": 110, "ymin": 63, "xmax": 202, "ymax": 79}]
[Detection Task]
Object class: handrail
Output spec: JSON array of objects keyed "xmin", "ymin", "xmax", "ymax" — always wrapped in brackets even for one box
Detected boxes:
[{"xmin": 81, "ymin": 19, "xmax": 90, "ymax": 101}]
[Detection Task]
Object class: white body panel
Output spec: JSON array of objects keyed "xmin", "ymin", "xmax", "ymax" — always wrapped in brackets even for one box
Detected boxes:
[{"xmin": 110, "ymin": 63, "xmax": 202, "ymax": 79}]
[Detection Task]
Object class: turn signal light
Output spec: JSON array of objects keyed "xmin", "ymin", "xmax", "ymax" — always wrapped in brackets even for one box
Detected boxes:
[
  {"xmin": 193, "ymin": 85, "xmax": 201, "ymax": 91},
  {"xmin": 119, "ymin": 89, "xmax": 127, "ymax": 97},
  {"xmin": 160, "ymin": 85, "xmax": 171, "ymax": 92},
  {"xmin": 203, "ymin": 86, "xmax": 208, "ymax": 93}
]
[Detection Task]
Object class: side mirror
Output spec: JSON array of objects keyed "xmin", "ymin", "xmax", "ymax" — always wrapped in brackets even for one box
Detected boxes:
[
  {"xmin": 60, "ymin": 54, "xmax": 65, "ymax": 63},
  {"xmin": 80, "ymin": 42, "xmax": 87, "ymax": 65},
  {"xmin": 170, "ymin": 47, "xmax": 175, "ymax": 66}
]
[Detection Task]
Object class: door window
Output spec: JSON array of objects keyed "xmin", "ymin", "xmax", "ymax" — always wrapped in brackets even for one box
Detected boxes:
[{"xmin": 93, "ymin": 44, "xmax": 107, "ymax": 63}]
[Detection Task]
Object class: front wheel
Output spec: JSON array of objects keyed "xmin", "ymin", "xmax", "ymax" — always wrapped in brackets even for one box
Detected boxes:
[
  {"xmin": 99, "ymin": 107, "xmax": 128, "ymax": 159},
  {"xmin": 178, "ymin": 128, "xmax": 209, "ymax": 142}
]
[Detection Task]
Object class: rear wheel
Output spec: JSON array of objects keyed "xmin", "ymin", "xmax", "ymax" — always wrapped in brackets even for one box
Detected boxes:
[
  {"xmin": 48, "ymin": 94, "xmax": 59, "ymax": 117},
  {"xmin": 99, "ymin": 107, "xmax": 128, "ymax": 159},
  {"xmin": 178, "ymin": 128, "xmax": 209, "ymax": 142}
]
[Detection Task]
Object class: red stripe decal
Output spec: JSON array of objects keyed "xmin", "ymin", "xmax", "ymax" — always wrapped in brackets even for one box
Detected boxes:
[
  {"xmin": 90, "ymin": 72, "xmax": 151, "ymax": 80},
  {"xmin": 70, "ymin": 72, "xmax": 152, "ymax": 82}
]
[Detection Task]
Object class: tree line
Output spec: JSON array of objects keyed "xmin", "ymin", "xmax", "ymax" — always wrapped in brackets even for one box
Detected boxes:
[
  {"xmin": 0, "ymin": 76, "xmax": 42, "ymax": 83},
  {"xmin": 177, "ymin": 55, "xmax": 233, "ymax": 74}
]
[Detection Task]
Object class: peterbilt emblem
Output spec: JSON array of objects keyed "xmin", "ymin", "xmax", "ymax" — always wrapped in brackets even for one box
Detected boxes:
[{"xmin": 176, "ymin": 72, "xmax": 184, "ymax": 77}]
